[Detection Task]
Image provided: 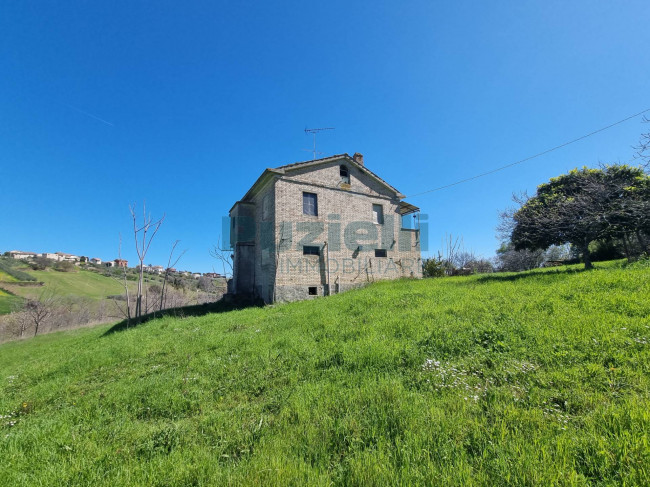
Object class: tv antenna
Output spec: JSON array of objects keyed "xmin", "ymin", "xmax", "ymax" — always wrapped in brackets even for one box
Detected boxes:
[{"xmin": 304, "ymin": 127, "xmax": 335, "ymax": 160}]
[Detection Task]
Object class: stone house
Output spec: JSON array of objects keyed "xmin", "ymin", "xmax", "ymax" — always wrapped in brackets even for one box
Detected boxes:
[{"xmin": 229, "ymin": 153, "xmax": 422, "ymax": 303}]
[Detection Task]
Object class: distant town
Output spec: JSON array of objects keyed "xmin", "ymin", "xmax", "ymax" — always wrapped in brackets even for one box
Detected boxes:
[{"xmin": 3, "ymin": 250, "xmax": 225, "ymax": 279}]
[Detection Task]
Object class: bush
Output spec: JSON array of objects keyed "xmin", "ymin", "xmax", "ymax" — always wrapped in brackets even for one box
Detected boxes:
[
  {"xmin": 422, "ymin": 257, "xmax": 445, "ymax": 278},
  {"xmin": 466, "ymin": 259, "xmax": 494, "ymax": 274},
  {"xmin": 29, "ymin": 257, "xmax": 54, "ymax": 271},
  {"xmin": 54, "ymin": 261, "xmax": 77, "ymax": 273}
]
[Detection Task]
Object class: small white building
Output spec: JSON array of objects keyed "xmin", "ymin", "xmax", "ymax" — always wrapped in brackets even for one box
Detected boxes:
[
  {"xmin": 55, "ymin": 252, "xmax": 79, "ymax": 262},
  {"xmin": 90, "ymin": 258, "xmax": 102, "ymax": 265},
  {"xmin": 8, "ymin": 250, "xmax": 38, "ymax": 260}
]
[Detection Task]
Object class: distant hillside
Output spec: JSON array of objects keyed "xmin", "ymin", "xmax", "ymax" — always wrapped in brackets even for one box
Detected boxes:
[
  {"xmin": 0, "ymin": 259, "xmax": 127, "ymax": 316},
  {"xmin": 0, "ymin": 260, "xmax": 648, "ymax": 485},
  {"xmin": 0, "ymin": 258, "xmax": 226, "ymax": 340}
]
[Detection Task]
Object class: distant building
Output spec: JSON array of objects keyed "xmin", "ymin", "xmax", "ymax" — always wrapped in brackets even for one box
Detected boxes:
[
  {"xmin": 114, "ymin": 259, "xmax": 128, "ymax": 268},
  {"xmin": 55, "ymin": 252, "xmax": 80, "ymax": 262},
  {"xmin": 8, "ymin": 250, "xmax": 38, "ymax": 260},
  {"xmin": 90, "ymin": 258, "xmax": 102, "ymax": 265}
]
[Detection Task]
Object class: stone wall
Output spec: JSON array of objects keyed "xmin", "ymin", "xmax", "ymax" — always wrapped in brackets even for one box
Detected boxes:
[
  {"xmin": 271, "ymin": 160, "xmax": 421, "ymax": 302},
  {"xmin": 231, "ymin": 157, "xmax": 422, "ymax": 303}
]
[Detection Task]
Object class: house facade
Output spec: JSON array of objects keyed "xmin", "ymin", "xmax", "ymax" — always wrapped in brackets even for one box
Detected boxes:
[{"xmin": 230, "ymin": 153, "xmax": 422, "ymax": 303}]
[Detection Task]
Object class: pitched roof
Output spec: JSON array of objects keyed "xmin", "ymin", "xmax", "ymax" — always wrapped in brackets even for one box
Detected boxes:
[
  {"xmin": 231, "ymin": 153, "xmax": 409, "ymax": 211},
  {"xmin": 273, "ymin": 153, "xmax": 404, "ymax": 198}
]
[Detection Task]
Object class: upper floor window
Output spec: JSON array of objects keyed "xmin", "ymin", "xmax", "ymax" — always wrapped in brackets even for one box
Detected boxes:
[
  {"xmin": 375, "ymin": 249, "xmax": 387, "ymax": 258},
  {"xmin": 340, "ymin": 165, "xmax": 350, "ymax": 184},
  {"xmin": 372, "ymin": 204, "xmax": 384, "ymax": 224},
  {"xmin": 303, "ymin": 192, "xmax": 318, "ymax": 216}
]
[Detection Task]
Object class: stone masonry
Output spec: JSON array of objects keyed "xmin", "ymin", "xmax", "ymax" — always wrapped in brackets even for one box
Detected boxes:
[{"xmin": 230, "ymin": 153, "xmax": 422, "ymax": 303}]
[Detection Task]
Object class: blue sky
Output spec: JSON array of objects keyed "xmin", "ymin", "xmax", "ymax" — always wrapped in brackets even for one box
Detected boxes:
[{"xmin": 1, "ymin": 1, "xmax": 649, "ymax": 272}]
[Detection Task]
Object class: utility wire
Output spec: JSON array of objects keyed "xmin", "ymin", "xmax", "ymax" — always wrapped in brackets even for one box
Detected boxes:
[{"xmin": 407, "ymin": 108, "xmax": 650, "ymax": 198}]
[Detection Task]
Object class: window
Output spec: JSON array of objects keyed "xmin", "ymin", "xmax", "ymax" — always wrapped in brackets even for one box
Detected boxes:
[
  {"xmin": 372, "ymin": 204, "xmax": 384, "ymax": 224},
  {"xmin": 375, "ymin": 249, "xmax": 387, "ymax": 258},
  {"xmin": 340, "ymin": 165, "xmax": 350, "ymax": 184},
  {"xmin": 308, "ymin": 286, "xmax": 318, "ymax": 296},
  {"xmin": 303, "ymin": 192, "xmax": 318, "ymax": 216},
  {"xmin": 303, "ymin": 245, "xmax": 320, "ymax": 256}
]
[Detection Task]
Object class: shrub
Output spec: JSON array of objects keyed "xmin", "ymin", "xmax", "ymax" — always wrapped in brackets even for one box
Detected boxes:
[
  {"xmin": 54, "ymin": 261, "xmax": 77, "ymax": 273},
  {"xmin": 422, "ymin": 257, "xmax": 445, "ymax": 278},
  {"xmin": 29, "ymin": 257, "xmax": 54, "ymax": 271}
]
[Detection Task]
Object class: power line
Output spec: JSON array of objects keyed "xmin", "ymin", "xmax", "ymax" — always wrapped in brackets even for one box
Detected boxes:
[{"xmin": 407, "ymin": 108, "xmax": 650, "ymax": 198}]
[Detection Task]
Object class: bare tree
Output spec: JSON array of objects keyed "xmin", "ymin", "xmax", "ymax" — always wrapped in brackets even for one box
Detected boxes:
[
  {"xmin": 633, "ymin": 116, "xmax": 650, "ymax": 170},
  {"xmin": 23, "ymin": 292, "xmax": 59, "ymax": 337},
  {"xmin": 130, "ymin": 203, "xmax": 165, "ymax": 321},
  {"xmin": 210, "ymin": 236, "xmax": 233, "ymax": 278},
  {"xmin": 160, "ymin": 240, "xmax": 186, "ymax": 313},
  {"xmin": 110, "ymin": 233, "xmax": 133, "ymax": 326}
]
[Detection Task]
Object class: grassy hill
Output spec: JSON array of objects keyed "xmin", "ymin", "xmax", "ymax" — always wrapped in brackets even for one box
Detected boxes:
[
  {"xmin": 2, "ymin": 268, "xmax": 128, "ymax": 301},
  {"xmin": 1, "ymin": 262, "xmax": 649, "ymax": 485},
  {"xmin": 0, "ymin": 288, "xmax": 21, "ymax": 315},
  {"xmin": 0, "ymin": 265, "xmax": 129, "ymax": 319}
]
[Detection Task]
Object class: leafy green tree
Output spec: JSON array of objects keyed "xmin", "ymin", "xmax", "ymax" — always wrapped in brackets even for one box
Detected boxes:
[
  {"xmin": 511, "ymin": 165, "xmax": 650, "ymax": 269},
  {"xmin": 422, "ymin": 257, "xmax": 445, "ymax": 277}
]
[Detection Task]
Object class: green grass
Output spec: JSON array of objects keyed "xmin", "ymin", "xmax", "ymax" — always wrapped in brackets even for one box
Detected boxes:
[
  {"xmin": 0, "ymin": 270, "xmax": 19, "ymax": 283},
  {"xmin": 0, "ymin": 288, "xmax": 21, "ymax": 314},
  {"xmin": 1, "ymin": 262, "xmax": 649, "ymax": 485},
  {"xmin": 3, "ymin": 269, "xmax": 128, "ymax": 301},
  {"xmin": 0, "ymin": 259, "xmax": 35, "ymax": 282}
]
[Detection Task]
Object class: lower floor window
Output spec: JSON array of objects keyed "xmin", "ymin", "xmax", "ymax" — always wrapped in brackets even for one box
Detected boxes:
[
  {"xmin": 303, "ymin": 246, "xmax": 320, "ymax": 256},
  {"xmin": 308, "ymin": 286, "xmax": 317, "ymax": 295},
  {"xmin": 375, "ymin": 249, "xmax": 387, "ymax": 258}
]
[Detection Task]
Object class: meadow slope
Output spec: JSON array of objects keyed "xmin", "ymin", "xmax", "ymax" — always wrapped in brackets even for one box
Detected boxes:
[{"xmin": 1, "ymin": 262, "xmax": 649, "ymax": 485}]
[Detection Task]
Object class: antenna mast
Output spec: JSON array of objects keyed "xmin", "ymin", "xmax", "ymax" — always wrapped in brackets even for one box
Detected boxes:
[{"xmin": 304, "ymin": 127, "xmax": 335, "ymax": 160}]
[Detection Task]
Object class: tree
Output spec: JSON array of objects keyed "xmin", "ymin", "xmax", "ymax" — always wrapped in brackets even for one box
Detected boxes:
[
  {"xmin": 422, "ymin": 256, "xmax": 445, "ymax": 278},
  {"xmin": 197, "ymin": 276, "xmax": 214, "ymax": 292},
  {"xmin": 20, "ymin": 293, "xmax": 59, "ymax": 337},
  {"xmin": 634, "ymin": 116, "xmax": 650, "ymax": 170},
  {"xmin": 130, "ymin": 203, "xmax": 165, "ymax": 321},
  {"xmin": 209, "ymin": 236, "xmax": 233, "ymax": 278},
  {"xmin": 510, "ymin": 165, "xmax": 650, "ymax": 269},
  {"xmin": 54, "ymin": 260, "xmax": 77, "ymax": 272},
  {"xmin": 160, "ymin": 240, "xmax": 186, "ymax": 313}
]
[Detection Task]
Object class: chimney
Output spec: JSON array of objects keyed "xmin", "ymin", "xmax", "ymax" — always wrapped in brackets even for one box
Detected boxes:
[{"xmin": 353, "ymin": 152, "xmax": 364, "ymax": 166}]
